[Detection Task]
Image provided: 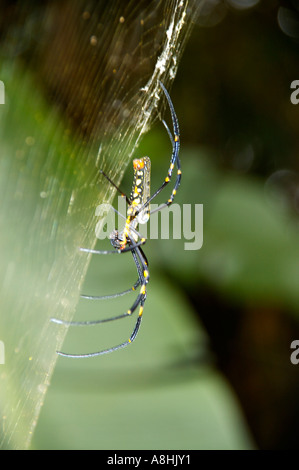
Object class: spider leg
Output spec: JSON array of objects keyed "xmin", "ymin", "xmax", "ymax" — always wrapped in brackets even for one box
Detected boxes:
[
  {"xmin": 79, "ymin": 236, "xmax": 146, "ymax": 255},
  {"xmin": 51, "ymin": 289, "xmax": 144, "ymax": 327},
  {"xmin": 55, "ymin": 298, "xmax": 145, "ymax": 358},
  {"xmin": 52, "ymin": 246, "xmax": 145, "ymax": 327},
  {"xmin": 53, "ymin": 242, "xmax": 149, "ymax": 357},
  {"xmin": 80, "ymin": 278, "xmax": 140, "ymax": 300},
  {"xmin": 134, "ymin": 81, "xmax": 181, "ymax": 219},
  {"xmin": 100, "ymin": 169, "xmax": 131, "ymax": 205},
  {"xmin": 162, "ymin": 118, "xmax": 175, "ymax": 147}
]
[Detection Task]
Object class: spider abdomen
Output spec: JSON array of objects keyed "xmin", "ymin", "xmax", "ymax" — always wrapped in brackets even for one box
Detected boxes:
[{"xmin": 128, "ymin": 156, "xmax": 151, "ymax": 225}]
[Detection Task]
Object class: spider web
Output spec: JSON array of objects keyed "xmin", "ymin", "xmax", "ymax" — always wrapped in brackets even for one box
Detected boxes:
[
  {"xmin": 36, "ymin": 0, "xmax": 202, "ymax": 183},
  {"xmin": 0, "ymin": 0, "xmax": 204, "ymax": 449}
]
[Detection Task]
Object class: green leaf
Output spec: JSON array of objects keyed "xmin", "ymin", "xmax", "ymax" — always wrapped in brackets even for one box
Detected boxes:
[{"xmin": 32, "ymin": 258, "xmax": 254, "ymax": 450}]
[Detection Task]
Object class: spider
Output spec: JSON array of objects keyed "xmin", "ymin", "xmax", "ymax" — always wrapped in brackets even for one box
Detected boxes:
[{"xmin": 52, "ymin": 81, "xmax": 180, "ymax": 357}]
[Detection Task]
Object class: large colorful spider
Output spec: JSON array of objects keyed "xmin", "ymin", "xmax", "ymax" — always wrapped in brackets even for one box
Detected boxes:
[{"xmin": 52, "ymin": 82, "xmax": 180, "ymax": 357}]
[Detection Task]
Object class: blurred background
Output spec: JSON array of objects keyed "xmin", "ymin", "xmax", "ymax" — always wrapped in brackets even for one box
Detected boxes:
[{"xmin": 1, "ymin": 0, "xmax": 299, "ymax": 450}]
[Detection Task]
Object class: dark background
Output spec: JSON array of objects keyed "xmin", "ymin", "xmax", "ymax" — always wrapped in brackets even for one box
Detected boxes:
[{"xmin": 172, "ymin": 0, "xmax": 299, "ymax": 449}]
